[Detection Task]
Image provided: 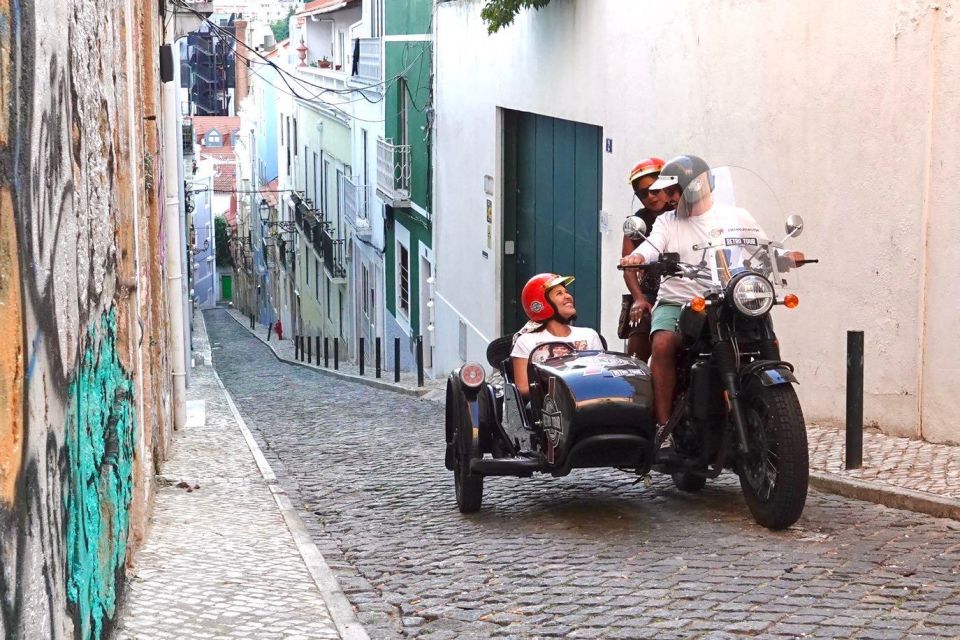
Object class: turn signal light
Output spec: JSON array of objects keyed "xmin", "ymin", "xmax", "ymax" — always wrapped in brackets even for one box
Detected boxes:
[
  {"xmin": 783, "ymin": 294, "xmax": 799, "ymax": 309},
  {"xmin": 691, "ymin": 297, "xmax": 707, "ymax": 313}
]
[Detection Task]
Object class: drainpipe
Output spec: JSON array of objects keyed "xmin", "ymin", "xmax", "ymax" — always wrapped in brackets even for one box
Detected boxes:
[{"xmin": 161, "ymin": 41, "xmax": 188, "ymax": 431}]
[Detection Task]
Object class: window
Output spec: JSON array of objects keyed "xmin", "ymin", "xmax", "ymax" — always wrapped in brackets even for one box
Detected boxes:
[
  {"xmin": 285, "ymin": 117, "xmax": 291, "ymax": 175},
  {"xmin": 312, "ymin": 152, "xmax": 319, "ymax": 207},
  {"xmin": 315, "ymin": 259, "xmax": 320, "ymax": 301},
  {"xmin": 361, "ymin": 130, "xmax": 368, "ymax": 218},
  {"xmin": 398, "ymin": 242, "xmax": 410, "ymax": 318},
  {"xmin": 293, "ymin": 117, "xmax": 298, "ymax": 155},
  {"xmin": 305, "ymin": 248, "xmax": 309, "ymax": 285},
  {"xmin": 398, "ymin": 79, "xmax": 409, "ymax": 147},
  {"xmin": 338, "ymin": 290, "xmax": 344, "ymax": 338},
  {"xmin": 336, "ymin": 168, "xmax": 344, "ymax": 238},
  {"xmin": 372, "ymin": 0, "xmax": 383, "ymax": 37},
  {"xmin": 206, "ymin": 130, "xmax": 222, "ymax": 146},
  {"xmin": 362, "ymin": 266, "xmax": 369, "ymax": 319},
  {"xmin": 326, "ymin": 275, "xmax": 333, "ymax": 320}
]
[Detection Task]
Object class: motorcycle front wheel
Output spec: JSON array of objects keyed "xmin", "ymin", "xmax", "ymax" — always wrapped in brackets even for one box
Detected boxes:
[{"xmin": 737, "ymin": 379, "xmax": 809, "ymax": 530}]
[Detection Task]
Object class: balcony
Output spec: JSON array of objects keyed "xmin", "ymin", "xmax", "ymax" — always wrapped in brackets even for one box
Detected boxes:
[
  {"xmin": 321, "ymin": 225, "xmax": 347, "ymax": 281},
  {"xmin": 341, "ymin": 174, "xmax": 365, "ymax": 227},
  {"xmin": 376, "ymin": 137, "xmax": 410, "ymax": 207},
  {"xmin": 351, "ymin": 38, "xmax": 381, "ymax": 88}
]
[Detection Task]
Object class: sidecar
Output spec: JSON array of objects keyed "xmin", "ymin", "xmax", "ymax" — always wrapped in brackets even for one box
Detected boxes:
[{"xmin": 444, "ymin": 336, "xmax": 656, "ymax": 512}]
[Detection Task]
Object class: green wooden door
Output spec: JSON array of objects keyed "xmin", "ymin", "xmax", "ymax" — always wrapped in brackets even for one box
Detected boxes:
[
  {"xmin": 221, "ymin": 274, "xmax": 233, "ymax": 301},
  {"xmin": 503, "ymin": 110, "xmax": 602, "ymax": 334}
]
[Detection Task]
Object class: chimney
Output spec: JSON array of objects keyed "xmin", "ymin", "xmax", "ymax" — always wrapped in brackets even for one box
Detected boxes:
[{"xmin": 234, "ymin": 19, "xmax": 250, "ymax": 105}]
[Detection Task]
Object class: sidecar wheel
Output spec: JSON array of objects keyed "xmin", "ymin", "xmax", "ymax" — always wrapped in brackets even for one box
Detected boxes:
[
  {"xmin": 453, "ymin": 397, "xmax": 483, "ymax": 513},
  {"xmin": 671, "ymin": 472, "xmax": 706, "ymax": 493},
  {"xmin": 737, "ymin": 380, "xmax": 809, "ymax": 530}
]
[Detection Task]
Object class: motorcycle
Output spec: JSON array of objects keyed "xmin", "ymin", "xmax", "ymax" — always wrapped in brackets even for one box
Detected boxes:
[{"xmin": 445, "ymin": 166, "xmax": 816, "ymax": 530}]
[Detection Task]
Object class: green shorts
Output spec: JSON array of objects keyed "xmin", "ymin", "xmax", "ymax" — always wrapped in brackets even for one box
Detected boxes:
[{"xmin": 651, "ymin": 302, "xmax": 683, "ymax": 335}]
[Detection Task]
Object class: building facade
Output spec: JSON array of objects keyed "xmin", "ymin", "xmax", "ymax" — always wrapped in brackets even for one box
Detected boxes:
[{"xmin": 432, "ymin": 0, "xmax": 960, "ymax": 444}]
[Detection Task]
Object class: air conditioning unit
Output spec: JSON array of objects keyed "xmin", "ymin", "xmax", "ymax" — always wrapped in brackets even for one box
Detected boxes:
[{"xmin": 354, "ymin": 217, "xmax": 372, "ymax": 241}]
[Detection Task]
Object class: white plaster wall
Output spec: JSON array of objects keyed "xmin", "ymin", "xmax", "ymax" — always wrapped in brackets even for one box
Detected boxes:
[{"xmin": 434, "ymin": 0, "xmax": 960, "ymax": 442}]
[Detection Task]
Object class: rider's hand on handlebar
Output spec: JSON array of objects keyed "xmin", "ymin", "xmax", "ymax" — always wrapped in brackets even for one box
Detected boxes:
[{"xmin": 620, "ymin": 253, "xmax": 646, "ymax": 268}]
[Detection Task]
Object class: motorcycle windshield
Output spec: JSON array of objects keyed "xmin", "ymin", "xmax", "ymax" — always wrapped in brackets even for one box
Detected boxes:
[{"xmin": 673, "ymin": 165, "xmax": 803, "ymax": 297}]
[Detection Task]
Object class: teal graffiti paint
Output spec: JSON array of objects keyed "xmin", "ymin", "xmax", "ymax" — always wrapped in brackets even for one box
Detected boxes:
[{"xmin": 64, "ymin": 310, "xmax": 136, "ymax": 640}]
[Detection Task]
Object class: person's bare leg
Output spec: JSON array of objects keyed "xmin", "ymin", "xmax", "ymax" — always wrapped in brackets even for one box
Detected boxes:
[{"xmin": 651, "ymin": 330, "xmax": 679, "ymax": 426}]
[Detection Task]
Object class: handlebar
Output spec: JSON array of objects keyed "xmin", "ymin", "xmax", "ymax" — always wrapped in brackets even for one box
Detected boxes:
[{"xmin": 794, "ymin": 258, "xmax": 819, "ymax": 266}]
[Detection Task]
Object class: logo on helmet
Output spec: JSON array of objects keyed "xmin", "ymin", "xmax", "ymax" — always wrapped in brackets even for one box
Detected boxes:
[{"xmin": 530, "ymin": 301, "xmax": 544, "ymax": 313}]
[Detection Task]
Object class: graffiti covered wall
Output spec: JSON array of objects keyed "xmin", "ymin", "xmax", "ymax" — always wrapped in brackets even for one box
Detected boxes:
[{"xmin": 0, "ymin": 0, "xmax": 173, "ymax": 637}]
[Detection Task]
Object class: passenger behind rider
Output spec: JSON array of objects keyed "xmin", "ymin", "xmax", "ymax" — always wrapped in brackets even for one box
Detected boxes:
[
  {"xmin": 619, "ymin": 155, "xmax": 803, "ymax": 448},
  {"xmin": 511, "ymin": 273, "xmax": 604, "ymax": 398},
  {"xmin": 622, "ymin": 157, "xmax": 673, "ymax": 360}
]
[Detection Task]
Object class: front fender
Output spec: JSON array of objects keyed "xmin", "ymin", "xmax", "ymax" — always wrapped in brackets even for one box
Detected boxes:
[
  {"xmin": 445, "ymin": 371, "xmax": 485, "ymax": 470},
  {"xmin": 740, "ymin": 359, "xmax": 798, "ymax": 388}
]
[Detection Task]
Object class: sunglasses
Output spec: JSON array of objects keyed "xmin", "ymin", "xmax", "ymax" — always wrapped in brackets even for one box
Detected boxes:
[{"xmin": 635, "ymin": 187, "xmax": 662, "ymax": 200}]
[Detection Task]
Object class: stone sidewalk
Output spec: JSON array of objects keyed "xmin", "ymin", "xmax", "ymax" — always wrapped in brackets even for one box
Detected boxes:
[
  {"xmin": 115, "ymin": 313, "xmax": 368, "ymax": 640},
  {"xmin": 225, "ymin": 306, "xmax": 960, "ymax": 522}
]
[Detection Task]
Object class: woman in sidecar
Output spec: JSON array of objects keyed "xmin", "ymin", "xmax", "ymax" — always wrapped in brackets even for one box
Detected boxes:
[{"xmin": 444, "ymin": 273, "xmax": 657, "ymax": 513}]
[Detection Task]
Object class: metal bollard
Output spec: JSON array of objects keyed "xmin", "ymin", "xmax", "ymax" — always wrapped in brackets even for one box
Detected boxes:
[
  {"xmin": 376, "ymin": 337, "xmax": 382, "ymax": 379},
  {"xmin": 267, "ymin": 322, "xmax": 273, "ymax": 341},
  {"xmin": 324, "ymin": 337, "xmax": 329, "ymax": 368},
  {"xmin": 416, "ymin": 336, "xmax": 424, "ymax": 388},
  {"xmin": 846, "ymin": 330, "xmax": 864, "ymax": 470},
  {"xmin": 334, "ymin": 338, "xmax": 339, "ymax": 370},
  {"xmin": 294, "ymin": 335, "xmax": 300, "ymax": 360},
  {"xmin": 307, "ymin": 336, "xmax": 313, "ymax": 364},
  {"xmin": 359, "ymin": 338, "xmax": 365, "ymax": 376},
  {"xmin": 394, "ymin": 337, "xmax": 400, "ymax": 383},
  {"xmin": 316, "ymin": 336, "xmax": 320, "ymax": 368},
  {"xmin": 299, "ymin": 336, "xmax": 305, "ymax": 362},
  {"xmin": 250, "ymin": 313, "xmax": 255, "ymax": 329}
]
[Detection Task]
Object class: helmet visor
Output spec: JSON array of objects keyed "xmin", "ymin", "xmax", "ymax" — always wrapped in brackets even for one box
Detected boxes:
[{"xmin": 544, "ymin": 274, "xmax": 575, "ymax": 290}]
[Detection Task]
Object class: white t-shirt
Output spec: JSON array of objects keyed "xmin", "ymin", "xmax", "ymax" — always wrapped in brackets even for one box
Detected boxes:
[
  {"xmin": 631, "ymin": 202, "xmax": 767, "ymax": 304},
  {"xmin": 510, "ymin": 326, "xmax": 605, "ymax": 363}
]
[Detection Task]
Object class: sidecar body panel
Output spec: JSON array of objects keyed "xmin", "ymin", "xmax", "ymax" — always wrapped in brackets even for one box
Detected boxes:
[{"xmin": 530, "ymin": 351, "xmax": 655, "ymax": 474}]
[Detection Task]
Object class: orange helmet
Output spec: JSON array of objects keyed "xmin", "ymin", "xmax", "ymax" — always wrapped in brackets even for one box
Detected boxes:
[
  {"xmin": 627, "ymin": 157, "xmax": 665, "ymax": 185},
  {"xmin": 521, "ymin": 273, "xmax": 575, "ymax": 322}
]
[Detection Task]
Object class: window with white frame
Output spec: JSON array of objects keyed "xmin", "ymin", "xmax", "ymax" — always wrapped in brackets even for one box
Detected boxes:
[
  {"xmin": 398, "ymin": 242, "xmax": 410, "ymax": 319},
  {"xmin": 316, "ymin": 259, "xmax": 320, "ymax": 301},
  {"xmin": 362, "ymin": 265, "xmax": 369, "ymax": 320},
  {"xmin": 206, "ymin": 129, "xmax": 222, "ymax": 146}
]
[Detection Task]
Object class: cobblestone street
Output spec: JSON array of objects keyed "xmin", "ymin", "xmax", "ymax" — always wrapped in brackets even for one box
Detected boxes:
[{"xmin": 205, "ymin": 309, "xmax": 960, "ymax": 640}]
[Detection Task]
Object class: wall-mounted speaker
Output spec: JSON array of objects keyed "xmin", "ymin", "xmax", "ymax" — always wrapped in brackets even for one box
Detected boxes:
[{"xmin": 159, "ymin": 44, "xmax": 174, "ymax": 83}]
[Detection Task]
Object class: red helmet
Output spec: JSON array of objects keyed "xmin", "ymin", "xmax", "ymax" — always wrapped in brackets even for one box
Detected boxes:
[
  {"xmin": 521, "ymin": 273, "xmax": 575, "ymax": 322},
  {"xmin": 627, "ymin": 157, "xmax": 665, "ymax": 185}
]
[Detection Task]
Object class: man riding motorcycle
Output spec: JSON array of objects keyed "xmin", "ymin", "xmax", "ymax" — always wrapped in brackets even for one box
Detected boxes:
[{"xmin": 619, "ymin": 155, "xmax": 802, "ymax": 447}]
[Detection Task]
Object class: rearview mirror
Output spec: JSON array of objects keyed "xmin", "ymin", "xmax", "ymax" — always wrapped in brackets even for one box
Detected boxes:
[
  {"xmin": 622, "ymin": 216, "xmax": 648, "ymax": 240},
  {"xmin": 784, "ymin": 215, "xmax": 804, "ymax": 238}
]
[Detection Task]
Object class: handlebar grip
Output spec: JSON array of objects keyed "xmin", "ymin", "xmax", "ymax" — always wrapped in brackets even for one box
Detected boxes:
[{"xmin": 795, "ymin": 259, "xmax": 819, "ymax": 265}]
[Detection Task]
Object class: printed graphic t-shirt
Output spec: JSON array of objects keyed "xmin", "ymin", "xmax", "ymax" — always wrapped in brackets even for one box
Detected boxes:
[
  {"xmin": 631, "ymin": 202, "xmax": 768, "ymax": 304},
  {"xmin": 510, "ymin": 326, "xmax": 605, "ymax": 363}
]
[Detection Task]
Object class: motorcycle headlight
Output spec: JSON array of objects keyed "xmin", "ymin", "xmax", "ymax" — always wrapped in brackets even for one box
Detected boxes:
[{"xmin": 731, "ymin": 275, "xmax": 774, "ymax": 317}]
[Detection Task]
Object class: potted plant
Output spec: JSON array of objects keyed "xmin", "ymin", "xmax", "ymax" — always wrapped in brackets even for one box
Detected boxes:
[{"xmin": 318, "ymin": 57, "xmax": 332, "ymax": 69}]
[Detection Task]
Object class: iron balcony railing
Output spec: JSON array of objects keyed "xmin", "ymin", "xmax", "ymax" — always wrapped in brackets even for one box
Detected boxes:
[
  {"xmin": 353, "ymin": 38, "xmax": 381, "ymax": 86},
  {"xmin": 376, "ymin": 137, "xmax": 411, "ymax": 206},
  {"xmin": 321, "ymin": 225, "xmax": 347, "ymax": 280},
  {"xmin": 340, "ymin": 174, "xmax": 366, "ymax": 229}
]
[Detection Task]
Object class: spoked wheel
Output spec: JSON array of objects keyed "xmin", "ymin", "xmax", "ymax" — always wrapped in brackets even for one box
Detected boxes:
[
  {"xmin": 737, "ymin": 379, "xmax": 809, "ymax": 530},
  {"xmin": 453, "ymin": 397, "xmax": 483, "ymax": 513}
]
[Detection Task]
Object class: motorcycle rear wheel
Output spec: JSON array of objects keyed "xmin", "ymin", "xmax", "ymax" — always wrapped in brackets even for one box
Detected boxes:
[{"xmin": 737, "ymin": 379, "xmax": 808, "ymax": 530}]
